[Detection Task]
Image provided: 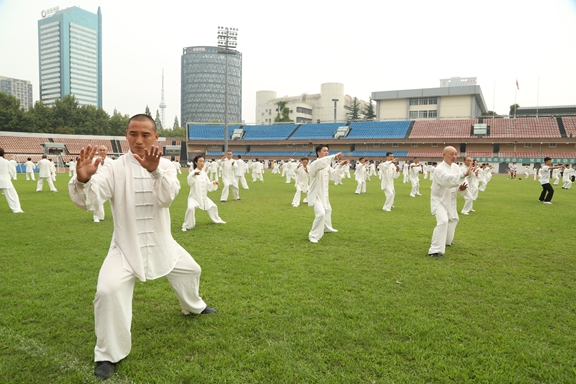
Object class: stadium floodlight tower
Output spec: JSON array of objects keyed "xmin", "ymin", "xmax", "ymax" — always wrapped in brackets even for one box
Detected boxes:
[
  {"xmin": 332, "ymin": 99, "xmax": 339, "ymax": 122},
  {"xmin": 159, "ymin": 69, "xmax": 166, "ymax": 129},
  {"xmin": 217, "ymin": 26, "xmax": 238, "ymax": 152}
]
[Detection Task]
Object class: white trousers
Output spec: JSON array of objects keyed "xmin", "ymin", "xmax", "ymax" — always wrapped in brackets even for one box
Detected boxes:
[
  {"xmin": 220, "ymin": 179, "xmax": 239, "ymax": 201},
  {"xmin": 182, "ymin": 206, "xmax": 224, "ymax": 230},
  {"xmin": 94, "ymin": 245, "xmax": 207, "ymax": 363},
  {"xmin": 429, "ymin": 205, "xmax": 459, "ymax": 255},
  {"xmin": 355, "ymin": 180, "xmax": 366, "ymax": 194},
  {"xmin": 382, "ymin": 186, "xmax": 395, "ymax": 210},
  {"xmin": 92, "ymin": 203, "xmax": 105, "ymax": 221},
  {"xmin": 1, "ymin": 187, "xmax": 23, "ymax": 212},
  {"xmin": 236, "ymin": 175, "xmax": 249, "ymax": 189},
  {"xmin": 26, "ymin": 171, "xmax": 35, "ymax": 181},
  {"xmin": 460, "ymin": 190, "xmax": 474, "ymax": 214},
  {"xmin": 36, "ymin": 176, "xmax": 57, "ymax": 192},
  {"xmin": 410, "ymin": 180, "xmax": 420, "ymax": 196},
  {"xmin": 309, "ymin": 200, "xmax": 334, "ymax": 242},
  {"xmin": 292, "ymin": 185, "xmax": 307, "ymax": 207}
]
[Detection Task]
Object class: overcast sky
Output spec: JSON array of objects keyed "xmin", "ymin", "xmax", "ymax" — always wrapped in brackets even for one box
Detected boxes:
[{"xmin": 1, "ymin": 0, "xmax": 576, "ymax": 126}]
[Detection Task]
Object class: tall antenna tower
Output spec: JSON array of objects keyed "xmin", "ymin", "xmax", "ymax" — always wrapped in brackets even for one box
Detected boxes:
[{"xmin": 159, "ymin": 69, "xmax": 166, "ymax": 128}]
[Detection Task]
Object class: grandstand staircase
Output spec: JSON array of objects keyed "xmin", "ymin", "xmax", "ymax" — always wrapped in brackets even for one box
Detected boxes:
[
  {"xmin": 286, "ymin": 124, "xmax": 302, "ymax": 140},
  {"xmin": 556, "ymin": 117, "xmax": 567, "ymax": 138},
  {"xmin": 405, "ymin": 121, "xmax": 415, "ymax": 138},
  {"xmin": 111, "ymin": 139, "xmax": 122, "ymax": 154}
]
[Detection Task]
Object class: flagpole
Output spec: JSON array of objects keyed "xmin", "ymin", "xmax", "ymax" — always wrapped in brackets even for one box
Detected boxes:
[{"xmin": 492, "ymin": 78, "xmax": 496, "ymax": 122}]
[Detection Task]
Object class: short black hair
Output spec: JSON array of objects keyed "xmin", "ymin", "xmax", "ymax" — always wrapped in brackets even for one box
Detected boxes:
[
  {"xmin": 386, "ymin": 152, "xmax": 393, "ymax": 157},
  {"xmin": 544, "ymin": 157, "xmax": 552, "ymax": 162},
  {"xmin": 192, "ymin": 154, "xmax": 205, "ymax": 169},
  {"xmin": 315, "ymin": 144, "xmax": 328, "ymax": 157},
  {"xmin": 128, "ymin": 114, "xmax": 156, "ymax": 131}
]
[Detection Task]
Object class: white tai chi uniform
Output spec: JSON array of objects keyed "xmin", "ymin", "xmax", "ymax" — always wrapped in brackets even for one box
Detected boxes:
[
  {"xmin": 92, "ymin": 158, "xmax": 109, "ymax": 222},
  {"xmin": 68, "ymin": 160, "xmax": 77, "ymax": 177},
  {"xmin": 50, "ymin": 161, "xmax": 56, "ymax": 181},
  {"xmin": 428, "ymin": 160, "xmax": 466, "ymax": 255},
  {"xmin": 207, "ymin": 161, "xmax": 219, "ymax": 181},
  {"xmin": 69, "ymin": 152, "xmax": 208, "ymax": 363},
  {"xmin": 409, "ymin": 163, "xmax": 422, "ymax": 196},
  {"xmin": 182, "ymin": 169, "xmax": 225, "ymax": 230},
  {"xmin": 25, "ymin": 160, "xmax": 36, "ymax": 180},
  {"xmin": 219, "ymin": 158, "xmax": 239, "ymax": 201},
  {"xmin": 9, "ymin": 159, "xmax": 18, "ymax": 180},
  {"xmin": 459, "ymin": 165, "xmax": 474, "ymax": 215},
  {"xmin": 173, "ymin": 161, "xmax": 182, "ymax": 175},
  {"xmin": 253, "ymin": 161, "xmax": 264, "ymax": 182},
  {"xmin": 402, "ymin": 162, "xmax": 409, "ymax": 183},
  {"xmin": 0, "ymin": 156, "xmax": 24, "ymax": 213},
  {"xmin": 36, "ymin": 158, "xmax": 58, "ymax": 192},
  {"xmin": 291, "ymin": 163, "xmax": 309, "ymax": 207},
  {"xmin": 562, "ymin": 166, "xmax": 573, "ymax": 189},
  {"xmin": 307, "ymin": 155, "xmax": 344, "ymax": 243},
  {"xmin": 380, "ymin": 161, "xmax": 399, "ymax": 211},
  {"xmin": 355, "ymin": 162, "xmax": 367, "ymax": 194},
  {"xmin": 235, "ymin": 159, "xmax": 250, "ymax": 189}
]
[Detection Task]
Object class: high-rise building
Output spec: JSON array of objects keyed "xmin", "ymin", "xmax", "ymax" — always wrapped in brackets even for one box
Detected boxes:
[
  {"xmin": 0, "ymin": 76, "xmax": 33, "ymax": 111},
  {"xmin": 38, "ymin": 6, "xmax": 102, "ymax": 107},
  {"xmin": 181, "ymin": 46, "xmax": 242, "ymax": 124}
]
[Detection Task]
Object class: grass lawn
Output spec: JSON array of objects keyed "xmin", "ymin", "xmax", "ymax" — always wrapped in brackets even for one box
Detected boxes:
[{"xmin": 1, "ymin": 169, "xmax": 575, "ymax": 383}]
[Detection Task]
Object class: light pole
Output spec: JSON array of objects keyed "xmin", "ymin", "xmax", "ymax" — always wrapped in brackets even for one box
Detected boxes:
[
  {"xmin": 217, "ymin": 26, "xmax": 238, "ymax": 152},
  {"xmin": 332, "ymin": 99, "xmax": 339, "ymax": 123}
]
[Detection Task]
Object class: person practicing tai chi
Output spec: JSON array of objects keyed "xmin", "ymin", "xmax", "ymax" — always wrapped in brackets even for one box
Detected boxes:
[
  {"xmin": 380, "ymin": 152, "xmax": 400, "ymax": 212},
  {"xmin": 0, "ymin": 148, "xmax": 24, "ymax": 213},
  {"xmin": 218, "ymin": 150, "xmax": 240, "ymax": 201},
  {"xmin": 36, "ymin": 155, "xmax": 58, "ymax": 192},
  {"xmin": 354, "ymin": 157, "xmax": 367, "ymax": 194},
  {"xmin": 291, "ymin": 157, "xmax": 309, "ymax": 207},
  {"xmin": 538, "ymin": 157, "xmax": 563, "ymax": 204},
  {"xmin": 25, "ymin": 157, "xmax": 36, "ymax": 181},
  {"xmin": 307, "ymin": 145, "xmax": 348, "ymax": 243},
  {"xmin": 182, "ymin": 154, "xmax": 226, "ymax": 231},
  {"xmin": 69, "ymin": 114, "xmax": 216, "ymax": 380},
  {"xmin": 428, "ymin": 146, "xmax": 474, "ymax": 258}
]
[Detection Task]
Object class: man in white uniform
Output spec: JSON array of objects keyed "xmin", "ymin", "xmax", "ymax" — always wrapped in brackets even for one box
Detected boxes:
[
  {"xmin": 354, "ymin": 157, "xmax": 367, "ymax": 194},
  {"xmin": 291, "ymin": 157, "xmax": 309, "ymax": 207},
  {"xmin": 172, "ymin": 158, "xmax": 182, "ymax": 175},
  {"xmin": 252, "ymin": 159, "xmax": 264, "ymax": 182},
  {"xmin": 218, "ymin": 150, "xmax": 240, "ymax": 201},
  {"xmin": 207, "ymin": 159, "xmax": 219, "ymax": 181},
  {"xmin": 49, "ymin": 159, "xmax": 56, "ymax": 181},
  {"xmin": 36, "ymin": 155, "xmax": 58, "ymax": 192},
  {"xmin": 25, "ymin": 157, "xmax": 36, "ymax": 181},
  {"xmin": 428, "ymin": 146, "xmax": 473, "ymax": 257},
  {"xmin": 69, "ymin": 114, "xmax": 216, "ymax": 380},
  {"xmin": 234, "ymin": 155, "xmax": 250, "ymax": 189},
  {"xmin": 380, "ymin": 152, "xmax": 400, "ymax": 211},
  {"xmin": 402, "ymin": 161, "xmax": 409, "ymax": 183},
  {"xmin": 8, "ymin": 156, "xmax": 18, "ymax": 180},
  {"xmin": 68, "ymin": 158, "xmax": 77, "ymax": 178},
  {"xmin": 459, "ymin": 157, "xmax": 477, "ymax": 215},
  {"xmin": 307, "ymin": 145, "xmax": 348, "ymax": 243},
  {"xmin": 409, "ymin": 158, "xmax": 422, "ymax": 197},
  {"xmin": 0, "ymin": 148, "xmax": 24, "ymax": 213}
]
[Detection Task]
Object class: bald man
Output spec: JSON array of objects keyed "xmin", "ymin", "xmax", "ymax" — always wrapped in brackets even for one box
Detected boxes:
[
  {"xmin": 428, "ymin": 146, "xmax": 473, "ymax": 257},
  {"xmin": 92, "ymin": 145, "xmax": 109, "ymax": 222}
]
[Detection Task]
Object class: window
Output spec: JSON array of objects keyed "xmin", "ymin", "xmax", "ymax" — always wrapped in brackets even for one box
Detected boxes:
[
  {"xmin": 429, "ymin": 97, "xmax": 437, "ymax": 105},
  {"xmin": 392, "ymin": 143, "xmax": 399, "ymax": 147},
  {"xmin": 409, "ymin": 99, "xmax": 419, "ymax": 106},
  {"xmin": 409, "ymin": 111, "xmax": 418, "ymax": 119},
  {"xmin": 549, "ymin": 143, "xmax": 557, "ymax": 147},
  {"xmin": 411, "ymin": 143, "xmax": 418, "ymax": 147},
  {"xmin": 373, "ymin": 143, "xmax": 380, "ymax": 147},
  {"xmin": 431, "ymin": 143, "xmax": 438, "ymax": 147},
  {"xmin": 419, "ymin": 98, "xmax": 428, "ymax": 105},
  {"xmin": 429, "ymin": 110, "xmax": 437, "ymax": 118},
  {"xmin": 418, "ymin": 111, "xmax": 428, "ymax": 118},
  {"xmin": 524, "ymin": 143, "xmax": 532, "ymax": 147}
]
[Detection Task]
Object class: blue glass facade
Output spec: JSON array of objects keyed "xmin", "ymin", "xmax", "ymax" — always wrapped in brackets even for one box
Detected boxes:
[
  {"xmin": 38, "ymin": 6, "xmax": 102, "ymax": 107},
  {"xmin": 181, "ymin": 46, "xmax": 242, "ymax": 124}
]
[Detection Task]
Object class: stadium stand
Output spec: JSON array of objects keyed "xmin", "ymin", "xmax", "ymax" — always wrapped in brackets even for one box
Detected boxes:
[
  {"xmin": 247, "ymin": 150, "xmax": 311, "ymax": 157},
  {"xmin": 349, "ymin": 150, "xmax": 408, "ymax": 157},
  {"xmin": 348, "ymin": 121, "xmax": 411, "ymax": 139},
  {"xmin": 290, "ymin": 123, "xmax": 342, "ymax": 140},
  {"xmin": 561, "ymin": 116, "xmax": 576, "ymax": 137},
  {"xmin": 410, "ymin": 119, "xmax": 477, "ymax": 138},
  {"xmin": 407, "ymin": 151, "xmax": 444, "ymax": 158},
  {"xmin": 466, "ymin": 152, "xmax": 493, "ymax": 158},
  {"xmin": 487, "ymin": 117, "xmax": 561, "ymax": 138},
  {"xmin": 188, "ymin": 124, "xmax": 241, "ymax": 140},
  {"xmin": 0, "ymin": 135, "xmax": 49, "ymax": 154},
  {"xmin": 242, "ymin": 124, "xmax": 298, "ymax": 140},
  {"xmin": 206, "ymin": 151, "xmax": 246, "ymax": 157}
]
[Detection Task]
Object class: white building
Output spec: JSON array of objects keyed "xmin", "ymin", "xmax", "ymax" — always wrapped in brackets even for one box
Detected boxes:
[
  {"xmin": 0, "ymin": 76, "xmax": 33, "ymax": 111},
  {"xmin": 256, "ymin": 83, "xmax": 368, "ymax": 125}
]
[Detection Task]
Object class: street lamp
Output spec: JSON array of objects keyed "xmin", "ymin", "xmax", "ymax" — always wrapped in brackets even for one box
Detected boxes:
[
  {"xmin": 332, "ymin": 99, "xmax": 339, "ymax": 123},
  {"xmin": 217, "ymin": 26, "xmax": 238, "ymax": 152}
]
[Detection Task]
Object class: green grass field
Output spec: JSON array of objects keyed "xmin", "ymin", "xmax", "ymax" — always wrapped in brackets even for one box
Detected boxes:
[{"xmin": 1, "ymin": 170, "xmax": 575, "ymax": 383}]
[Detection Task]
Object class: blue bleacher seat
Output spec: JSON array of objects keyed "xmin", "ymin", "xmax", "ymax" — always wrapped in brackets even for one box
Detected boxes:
[
  {"xmin": 291, "ymin": 123, "xmax": 343, "ymax": 140},
  {"xmin": 347, "ymin": 121, "xmax": 411, "ymax": 139}
]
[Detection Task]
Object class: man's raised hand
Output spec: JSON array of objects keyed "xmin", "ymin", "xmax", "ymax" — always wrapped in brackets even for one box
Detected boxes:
[
  {"xmin": 76, "ymin": 145, "xmax": 100, "ymax": 183},
  {"xmin": 133, "ymin": 146, "xmax": 161, "ymax": 172}
]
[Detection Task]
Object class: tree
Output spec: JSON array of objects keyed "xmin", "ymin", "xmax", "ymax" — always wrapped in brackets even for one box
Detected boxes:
[
  {"xmin": 274, "ymin": 100, "xmax": 293, "ymax": 123},
  {"xmin": 109, "ymin": 109, "xmax": 130, "ymax": 136},
  {"xmin": 144, "ymin": 105, "xmax": 152, "ymax": 117},
  {"xmin": 154, "ymin": 110, "xmax": 163, "ymax": 130},
  {"xmin": 364, "ymin": 97, "xmax": 376, "ymax": 120},
  {"xmin": 347, "ymin": 97, "xmax": 362, "ymax": 121},
  {"xmin": 509, "ymin": 104, "xmax": 520, "ymax": 117},
  {"xmin": 173, "ymin": 115, "xmax": 180, "ymax": 129},
  {"xmin": 0, "ymin": 92, "xmax": 24, "ymax": 132},
  {"xmin": 481, "ymin": 110, "xmax": 500, "ymax": 117}
]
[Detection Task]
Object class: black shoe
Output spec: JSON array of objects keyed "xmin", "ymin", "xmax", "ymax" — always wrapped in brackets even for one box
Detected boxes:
[
  {"xmin": 428, "ymin": 253, "xmax": 442, "ymax": 258},
  {"xmin": 447, "ymin": 242, "xmax": 455, "ymax": 246},
  {"xmin": 95, "ymin": 361, "xmax": 116, "ymax": 379},
  {"xmin": 201, "ymin": 306, "xmax": 217, "ymax": 314}
]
